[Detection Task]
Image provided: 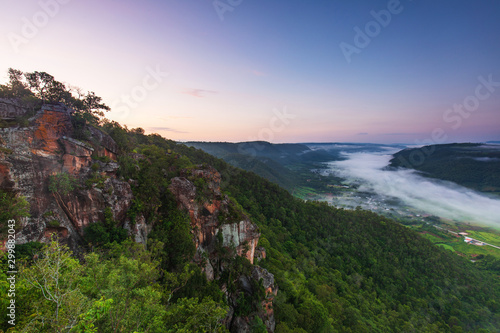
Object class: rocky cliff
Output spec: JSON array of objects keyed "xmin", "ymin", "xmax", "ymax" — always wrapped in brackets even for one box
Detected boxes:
[
  {"xmin": 169, "ymin": 166, "xmax": 277, "ymax": 331},
  {"xmin": 0, "ymin": 105, "xmax": 277, "ymax": 331},
  {"xmin": 169, "ymin": 167, "xmax": 259, "ymax": 266},
  {"xmin": 0, "ymin": 107, "xmax": 133, "ymax": 252}
]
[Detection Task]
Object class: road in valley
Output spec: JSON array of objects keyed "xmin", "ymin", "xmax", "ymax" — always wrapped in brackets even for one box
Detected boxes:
[{"xmin": 432, "ymin": 225, "xmax": 500, "ymax": 250}]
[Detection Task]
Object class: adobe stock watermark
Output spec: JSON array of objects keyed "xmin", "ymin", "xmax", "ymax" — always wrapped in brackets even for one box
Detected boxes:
[
  {"xmin": 213, "ymin": 0, "xmax": 243, "ymax": 22},
  {"xmin": 6, "ymin": 219, "xmax": 17, "ymax": 327},
  {"xmin": 7, "ymin": 0, "xmax": 72, "ymax": 54},
  {"xmin": 396, "ymin": 74, "xmax": 500, "ymax": 168},
  {"xmin": 221, "ymin": 107, "xmax": 296, "ymax": 188},
  {"xmin": 340, "ymin": 0, "xmax": 411, "ymax": 64},
  {"xmin": 111, "ymin": 65, "xmax": 169, "ymax": 121}
]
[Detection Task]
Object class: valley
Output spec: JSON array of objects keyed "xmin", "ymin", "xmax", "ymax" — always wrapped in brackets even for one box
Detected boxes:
[{"xmin": 190, "ymin": 141, "xmax": 500, "ymax": 264}]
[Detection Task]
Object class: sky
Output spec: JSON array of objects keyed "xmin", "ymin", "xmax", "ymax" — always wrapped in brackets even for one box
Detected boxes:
[{"xmin": 1, "ymin": 0, "xmax": 499, "ymax": 143}]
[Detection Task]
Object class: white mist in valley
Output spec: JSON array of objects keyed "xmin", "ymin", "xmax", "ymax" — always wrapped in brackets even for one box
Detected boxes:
[{"xmin": 327, "ymin": 151, "xmax": 500, "ymax": 226}]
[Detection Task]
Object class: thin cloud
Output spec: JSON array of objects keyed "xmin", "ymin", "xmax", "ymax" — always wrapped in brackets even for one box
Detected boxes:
[
  {"xmin": 148, "ymin": 127, "xmax": 188, "ymax": 134},
  {"xmin": 357, "ymin": 132, "xmax": 369, "ymax": 135},
  {"xmin": 251, "ymin": 70, "xmax": 267, "ymax": 77},
  {"xmin": 182, "ymin": 89, "xmax": 218, "ymax": 98},
  {"xmin": 158, "ymin": 116, "xmax": 192, "ymax": 121}
]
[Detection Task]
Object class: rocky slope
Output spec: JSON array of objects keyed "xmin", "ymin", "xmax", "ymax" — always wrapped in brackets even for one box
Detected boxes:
[
  {"xmin": 0, "ymin": 104, "xmax": 277, "ymax": 331},
  {"xmin": 0, "ymin": 106, "xmax": 129, "ymax": 252},
  {"xmin": 169, "ymin": 166, "xmax": 277, "ymax": 331}
]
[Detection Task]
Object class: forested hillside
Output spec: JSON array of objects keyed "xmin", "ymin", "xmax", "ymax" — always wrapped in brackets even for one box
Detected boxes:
[
  {"xmin": 1, "ymin": 70, "xmax": 500, "ymax": 332},
  {"xmin": 390, "ymin": 143, "xmax": 500, "ymax": 195},
  {"xmin": 172, "ymin": 139, "xmax": 500, "ymax": 332},
  {"xmin": 186, "ymin": 141, "xmax": 339, "ymax": 192}
]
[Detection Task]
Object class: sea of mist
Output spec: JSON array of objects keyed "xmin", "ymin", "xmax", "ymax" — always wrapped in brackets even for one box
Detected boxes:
[{"xmin": 325, "ymin": 149, "xmax": 500, "ymax": 227}]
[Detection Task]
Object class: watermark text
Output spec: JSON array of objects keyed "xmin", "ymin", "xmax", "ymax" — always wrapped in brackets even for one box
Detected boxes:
[{"xmin": 6, "ymin": 219, "xmax": 17, "ymax": 327}]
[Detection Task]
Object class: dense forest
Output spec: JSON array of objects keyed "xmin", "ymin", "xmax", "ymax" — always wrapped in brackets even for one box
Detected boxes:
[
  {"xmin": 390, "ymin": 143, "xmax": 500, "ymax": 195},
  {"xmin": 1, "ymin": 70, "xmax": 500, "ymax": 332}
]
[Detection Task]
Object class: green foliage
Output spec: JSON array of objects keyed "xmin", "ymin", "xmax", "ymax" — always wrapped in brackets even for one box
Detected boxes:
[
  {"xmin": 126, "ymin": 198, "xmax": 143, "ymax": 224},
  {"xmin": 250, "ymin": 316, "xmax": 268, "ymax": 333},
  {"xmin": 164, "ymin": 297, "xmax": 229, "ymax": 333},
  {"xmin": 85, "ymin": 171, "xmax": 108, "ymax": 190},
  {"xmin": 217, "ymin": 196, "xmax": 246, "ymax": 224},
  {"xmin": 1, "ymin": 69, "xmax": 109, "ymax": 137},
  {"xmin": 10, "ymin": 239, "xmax": 231, "ymax": 333},
  {"xmin": 82, "ymin": 243, "xmax": 166, "ymax": 333},
  {"xmin": 149, "ymin": 207, "xmax": 196, "ymax": 272},
  {"xmin": 0, "ymin": 189, "xmax": 30, "ymax": 237},
  {"xmin": 47, "ymin": 220, "xmax": 61, "ymax": 228},
  {"xmin": 171, "ymin": 266, "xmax": 226, "ymax": 304},
  {"xmin": 84, "ymin": 207, "xmax": 128, "ymax": 247},
  {"xmin": 234, "ymin": 292, "xmax": 253, "ymax": 317},
  {"xmin": 95, "ymin": 121, "xmax": 500, "ymax": 331},
  {"xmin": 73, "ymin": 297, "xmax": 113, "ymax": 333},
  {"xmin": 15, "ymin": 242, "xmax": 44, "ymax": 262},
  {"xmin": 48, "ymin": 173, "xmax": 76, "ymax": 196},
  {"xmin": 93, "ymin": 155, "xmax": 112, "ymax": 163},
  {"xmin": 42, "ymin": 211, "xmax": 55, "ymax": 217},
  {"xmin": 193, "ymin": 176, "xmax": 210, "ymax": 202},
  {"xmin": 476, "ymin": 255, "xmax": 500, "ymax": 273},
  {"xmin": 0, "ymin": 68, "xmax": 33, "ymax": 99},
  {"xmin": 18, "ymin": 240, "xmax": 91, "ymax": 332}
]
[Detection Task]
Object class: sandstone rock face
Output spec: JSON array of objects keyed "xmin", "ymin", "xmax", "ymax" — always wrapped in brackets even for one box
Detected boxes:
[
  {"xmin": 252, "ymin": 266, "xmax": 278, "ymax": 332},
  {"xmin": 169, "ymin": 166, "xmax": 260, "ymax": 267},
  {"xmin": 33, "ymin": 110, "xmax": 73, "ymax": 153},
  {"xmin": 87, "ymin": 126, "xmax": 118, "ymax": 160},
  {"xmin": 169, "ymin": 166, "xmax": 277, "ymax": 332},
  {"xmin": 220, "ymin": 221, "xmax": 259, "ymax": 263},
  {"xmin": 62, "ymin": 177, "xmax": 133, "ymax": 233},
  {"xmin": 124, "ymin": 214, "xmax": 151, "ymax": 245},
  {"xmin": 0, "ymin": 98, "xmax": 27, "ymax": 119},
  {"xmin": 0, "ymin": 107, "xmax": 132, "ymax": 251},
  {"xmin": 254, "ymin": 246, "xmax": 267, "ymax": 262},
  {"xmin": 230, "ymin": 317, "xmax": 251, "ymax": 333},
  {"xmin": 61, "ymin": 137, "xmax": 94, "ymax": 174}
]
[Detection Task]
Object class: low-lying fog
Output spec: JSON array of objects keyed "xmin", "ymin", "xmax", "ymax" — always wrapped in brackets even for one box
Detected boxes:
[{"xmin": 325, "ymin": 150, "xmax": 500, "ymax": 226}]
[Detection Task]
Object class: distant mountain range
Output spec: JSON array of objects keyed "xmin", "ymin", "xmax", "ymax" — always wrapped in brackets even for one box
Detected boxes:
[
  {"xmin": 185, "ymin": 141, "xmax": 408, "ymax": 192},
  {"xmin": 185, "ymin": 141, "xmax": 339, "ymax": 190}
]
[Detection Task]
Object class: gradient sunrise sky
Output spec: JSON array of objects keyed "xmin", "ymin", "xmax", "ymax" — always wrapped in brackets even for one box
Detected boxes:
[{"xmin": 1, "ymin": 0, "xmax": 499, "ymax": 143}]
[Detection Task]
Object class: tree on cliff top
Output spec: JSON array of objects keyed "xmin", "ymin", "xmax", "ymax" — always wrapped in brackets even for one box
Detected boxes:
[{"xmin": 0, "ymin": 68, "xmax": 109, "ymax": 125}]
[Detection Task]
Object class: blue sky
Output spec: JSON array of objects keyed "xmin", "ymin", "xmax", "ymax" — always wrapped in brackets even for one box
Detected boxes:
[{"xmin": 1, "ymin": 0, "xmax": 499, "ymax": 143}]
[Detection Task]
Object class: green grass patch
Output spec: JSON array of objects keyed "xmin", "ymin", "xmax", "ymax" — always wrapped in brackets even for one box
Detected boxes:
[
  {"xmin": 420, "ymin": 232, "xmax": 443, "ymax": 243},
  {"xmin": 436, "ymin": 243, "xmax": 455, "ymax": 252},
  {"xmin": 292, "ymin": 186, "xmax": 321, "ymax": 200}
]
